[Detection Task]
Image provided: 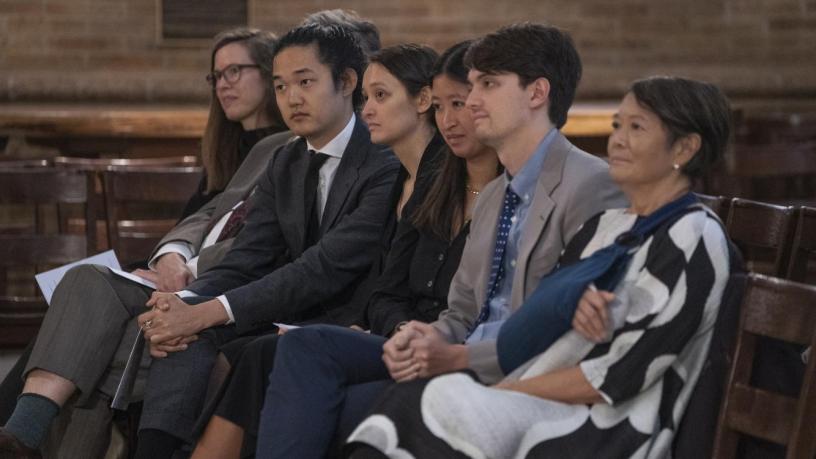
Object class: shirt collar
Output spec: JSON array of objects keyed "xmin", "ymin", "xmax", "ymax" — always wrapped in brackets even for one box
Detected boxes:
[
  {"xmin": 306, "ymin": 114, "xmax": 356, "ymax": 159},
  {"xmin": 504, "ymin": 128, "xmax": 557, "ymax": 202}
]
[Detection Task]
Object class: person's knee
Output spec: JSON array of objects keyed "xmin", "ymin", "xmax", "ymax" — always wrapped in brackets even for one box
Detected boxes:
[
  {"xmin": 62, "ymin": 264, "xmax": 107, "ymax": 287},
  {"xmin": 279, "ymin": 326, "xmax": 327, "ymax": 355}
]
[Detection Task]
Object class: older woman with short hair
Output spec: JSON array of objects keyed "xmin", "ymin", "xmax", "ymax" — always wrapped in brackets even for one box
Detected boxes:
[{"xmin": 346, "ymin": 76, "xmax": 737, "ymax": 459}]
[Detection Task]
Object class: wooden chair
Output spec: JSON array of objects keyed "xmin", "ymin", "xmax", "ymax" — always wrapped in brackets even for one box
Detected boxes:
[
  {"xmin": 101, "ymin": 166, "xmax": 203, "ymax": 268},
  {"xmin": 696, "ymin": 193, "xmax": 731, "ymax": 221},
  {"xmin": 725, "ymin": 198, "xmax": 796, "ymax": 277},
  {"xmin": 786, "ymin": 206, "xmax": 816, "ymax": 284},
  {"xmin": 0, "ymin": 169, "xmax": 97, "ymax": 347},
  {"xmin": 0, "ymin": 158, "xmax": 51, "ymax": 168},
  {"xmin": 54, "ymin": 155, "xmax": 199, "ymax": 251},
  {"xmin": 53, "ymin": 155, "xmax": 198, "ymax": 170},
  {"xmin": 713, "ymin": 273, "xmax": 816, "ymax": 458}
]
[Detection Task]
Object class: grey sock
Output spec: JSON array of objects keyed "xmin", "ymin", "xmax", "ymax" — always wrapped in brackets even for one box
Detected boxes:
[{"xmin": 4, "ymin": 393, "xmax": 60, "ymax": 449}]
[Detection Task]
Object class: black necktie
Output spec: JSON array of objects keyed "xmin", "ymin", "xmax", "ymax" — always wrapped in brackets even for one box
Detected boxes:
[{"xmin": 305, "ymin": 150, "xmax": 330, "ymax": 248}]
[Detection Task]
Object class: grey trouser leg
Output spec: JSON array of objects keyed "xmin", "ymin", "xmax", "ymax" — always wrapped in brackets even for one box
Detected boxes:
[
  {"xmin": 139, "ymin": 325, "xmax": 238, "ymax": 443},
  {"xmin": 26, "ymin": 264, "xmax": 154, "ymax": 406}
]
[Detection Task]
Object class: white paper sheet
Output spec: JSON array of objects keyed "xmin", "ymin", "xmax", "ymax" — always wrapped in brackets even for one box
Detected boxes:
[
  {"xmin": 35, "ymin": 250, "xmax": 121, "ymax": 305},
  {"xmin": 108, "ymin": 268, "xmax": 157, "ymax": 290}
]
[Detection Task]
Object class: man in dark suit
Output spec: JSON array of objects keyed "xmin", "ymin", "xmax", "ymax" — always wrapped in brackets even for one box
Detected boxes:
[{"xmin": 129, "ymin": 24, "xmax": 399, "ymax": 457}]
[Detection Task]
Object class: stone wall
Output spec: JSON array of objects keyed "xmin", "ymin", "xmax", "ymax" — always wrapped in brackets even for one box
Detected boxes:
[{"xmin": 1, "ymin": 0, "xmax": 814, "ymax": 102}]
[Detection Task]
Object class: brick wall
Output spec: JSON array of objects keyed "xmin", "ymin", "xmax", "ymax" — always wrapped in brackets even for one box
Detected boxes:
[{"xmin": 1, "ymin": 0, "xmax": 814, "ymax": 103}]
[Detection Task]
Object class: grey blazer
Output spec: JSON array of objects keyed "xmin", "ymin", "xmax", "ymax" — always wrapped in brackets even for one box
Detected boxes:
[
  {"xmin": 148, "ymin": 130, "xmax": 294, "ymax": 274},
  {"xmin": 186, "ymin": 118, "xmax": 400, "ymax": 334},
  {"xmin": 433, "ymin": 132, "xmax": 628, "ymax": 383}
]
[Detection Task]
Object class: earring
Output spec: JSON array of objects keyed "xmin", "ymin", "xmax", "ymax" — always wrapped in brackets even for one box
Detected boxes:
[{"xmin": 673, "ymin": 164, "xmax": 680, "ymax": 170}]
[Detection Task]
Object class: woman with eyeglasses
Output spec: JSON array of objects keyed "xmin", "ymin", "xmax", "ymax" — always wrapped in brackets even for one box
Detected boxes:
[{"xmin": 181, "ymin": 27, "xmax": 287, "ymax": 219}]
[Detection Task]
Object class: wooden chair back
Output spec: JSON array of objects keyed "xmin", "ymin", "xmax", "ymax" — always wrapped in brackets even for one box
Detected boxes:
[
  {"xmin": 713, "ymin": 273, "xmax": 816, "ymax": 458},
  {"xmin": 102, "ymin": 166, "xmax": 202, "ymax": 267},
  {"xmin": 725, "ymin": 198, "xmax": 796, "ymax": 277},
  {"xmin": 696, "ymin": 193, "xmax": 731, "ymax": 221},
  {"xmin": 787, "ymin": 206, "xmax": 816, "ymax": 283},
  {"xmin": 0, "ymin": 158, "xmax": 51, "ymax": 168},
  {"xmin": 53, "ymin": 155, "xmax": 198, "ymax": 170},
  {"xmin": 54, "ymin": 155, "xmax": 199, "ymax": 251},
  {"xmin": 0, "ymin": 169, "xmax": 97, "ymax": 347}
]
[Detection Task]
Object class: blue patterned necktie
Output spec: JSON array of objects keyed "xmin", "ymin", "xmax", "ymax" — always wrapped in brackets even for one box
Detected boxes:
[{"xmin": 468, "ymin": 185, "xmax": 522, "ymax": 337}]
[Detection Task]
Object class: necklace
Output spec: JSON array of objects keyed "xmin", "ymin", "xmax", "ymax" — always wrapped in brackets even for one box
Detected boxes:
[{"xmin": 465, "ymin": 184, "xmax": 480, "ymax": 196}]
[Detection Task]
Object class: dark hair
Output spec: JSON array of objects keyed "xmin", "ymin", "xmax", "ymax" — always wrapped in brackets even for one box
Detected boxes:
[
  {"xmin": 629, "ymin": 76, "xmax": 732, "ymax": 179},
  {"xmin": 274, "ymin": 23, "xmax": 367, "ymax": 109},
  {"xmin": 301, "ymin": 9, "xmax": 381, "ymax": 57},
  {"xmin": 432, "ymin": 40, "xmax": 472, "ymax": 85},
  {"xmin": 369, "ymin": 44, "xmax": 438, "ymax": 98},
  {"xmin": 413, "ymin": 40, "xmax": 502, "ymax": 240},
  {"xmin": 202, "ymin": 28, "xmax": 284, "ymax": 192},
  {"xmin": 464, "ymin": 23, "xmax": 582, "ymax": 129}
]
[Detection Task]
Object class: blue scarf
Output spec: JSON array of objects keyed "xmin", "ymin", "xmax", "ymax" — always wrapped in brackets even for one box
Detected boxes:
[{"xmin": 496, "ymin": 192, "xmax": 699, "ymax": 374}]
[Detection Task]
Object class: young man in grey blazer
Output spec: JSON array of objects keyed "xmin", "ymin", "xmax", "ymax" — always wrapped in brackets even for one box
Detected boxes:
[{"xmin": 381, "ymin": 24, "xmax": 627, "ymax": 384}]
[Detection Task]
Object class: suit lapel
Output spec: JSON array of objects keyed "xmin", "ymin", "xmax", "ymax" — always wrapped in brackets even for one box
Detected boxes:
[
  {"xmin": 319, "ymin": 119, "xmax": 370, "ymax": 232},
  {"xmin": 474, "ymin": 182, "xmax": 504, "ymax": 308},
  {"xmin": 511, "ymin": 132, "xmax": 572, "ymax": 307}
]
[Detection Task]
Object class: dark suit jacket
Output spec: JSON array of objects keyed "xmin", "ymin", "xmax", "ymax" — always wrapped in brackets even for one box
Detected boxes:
[
  {"xmin": 149, "ymin": 130, "xmax": 294, "ymax": 274},
  {"xmin": 187, "ymin": 117, "xmax": 400, "ymax": 334}
]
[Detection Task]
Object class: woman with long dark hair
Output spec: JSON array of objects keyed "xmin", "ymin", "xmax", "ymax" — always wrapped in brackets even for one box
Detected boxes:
[{"xmin": 242, "ymin": 41, "xmax": 501, "ymax": 459}]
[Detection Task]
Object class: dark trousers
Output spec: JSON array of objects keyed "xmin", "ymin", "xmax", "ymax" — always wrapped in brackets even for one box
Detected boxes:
[
  {"xmin": 138, "ymin": 299, "xmax": 240, "ymax": 444},
  {"xmin": 256, "ymin": 325, "xmax": 393, "ymax": 459}
]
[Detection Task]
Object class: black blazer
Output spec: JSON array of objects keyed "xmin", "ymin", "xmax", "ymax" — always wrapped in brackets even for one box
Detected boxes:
[{"xmin": 187, "ymin": 117, "xmax": 400, "ymax": 334}]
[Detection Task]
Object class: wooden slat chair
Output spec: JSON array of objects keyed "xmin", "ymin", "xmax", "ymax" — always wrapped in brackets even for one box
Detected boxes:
[
  {"xmin": 0, "ymin": 158, "xmax": 51, "ymax": 168},
  {"xmin": 54, "ymin": 155, "xmax": 199, "ymax": 252},
  {"xmin": 725, "ymin": 198, "xmax": 796, "ymax": 277},
  {"xmin": 786, "ymin": 206, "xmax": 816, "ymax": 284},
  {"xmin": 0, "ymin": 169, "xmax": 96, "ymax": 347},
  {"xmin": 102, "ymin": 166, "xmax": 203, "ymax": 268},
  {"xmin": 696, "ymin": 193, "xmax": 731, "ymax": 221},
  {"xmin": 53, "ymin": 155, "xmax": 198, "ymax": 170},
  {"xmin": 713, "ymin": 273, "xmax": 816, "ymax": 458}
]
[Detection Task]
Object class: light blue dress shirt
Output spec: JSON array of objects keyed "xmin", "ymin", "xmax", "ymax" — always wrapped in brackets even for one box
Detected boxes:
[{"xmin": 467, "ymin": 128, "xmax": 557, "ymax": 343}]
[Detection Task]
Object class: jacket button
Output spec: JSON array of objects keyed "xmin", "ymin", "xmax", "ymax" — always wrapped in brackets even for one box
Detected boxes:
[
  {"xmin": 437, "ymin": 253, "xmax": 444, "ymax": 261},
  {"xmin": 426, "ymin": 280, "xmax": 434, "ymax": 288}
]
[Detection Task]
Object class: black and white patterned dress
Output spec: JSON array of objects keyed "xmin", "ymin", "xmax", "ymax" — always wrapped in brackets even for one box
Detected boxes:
[{"xmin": 346, "ymin": 205, "xmax": 731, "ymax": 459}]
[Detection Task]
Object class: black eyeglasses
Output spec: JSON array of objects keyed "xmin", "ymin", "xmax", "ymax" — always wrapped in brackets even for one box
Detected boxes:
[{"xmin": 205, "ymin": 64, "xmax": 260, "ymax": 87}]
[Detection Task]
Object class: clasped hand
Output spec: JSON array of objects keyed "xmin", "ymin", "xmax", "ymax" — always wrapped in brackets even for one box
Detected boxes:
[
  {"xmin": 137, "ymin": 292, "xmax": 201, "ymax": 358},
  {"xmin": 572, "ymin": 286, "xmax": 615, "ymax": 342},
  {"xmin": 382, "ymin": 321, "xmax": 467, "ymax": 382}
]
